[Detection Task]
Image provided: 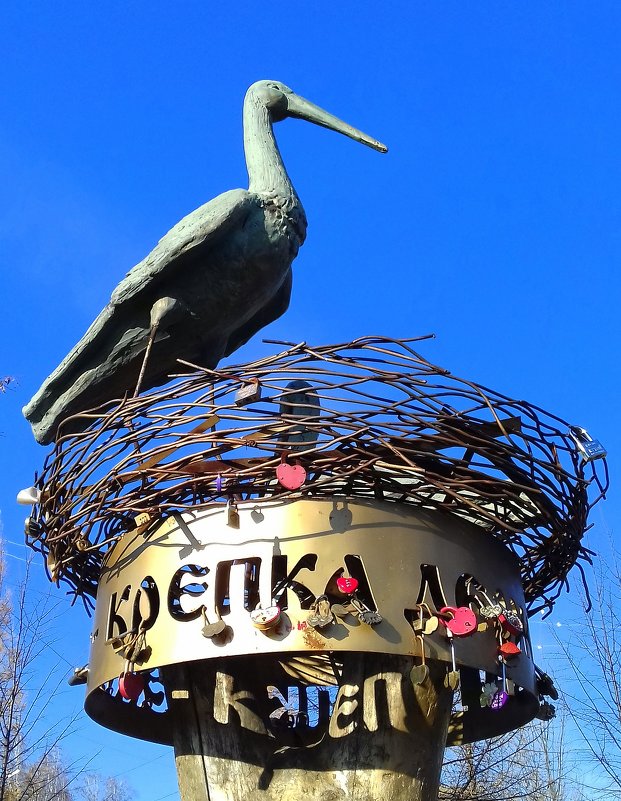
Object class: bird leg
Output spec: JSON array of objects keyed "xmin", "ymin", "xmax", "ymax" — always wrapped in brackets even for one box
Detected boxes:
[{"xmin": 133, "ymin": 297, "xmax": 183, "ymax": 398}]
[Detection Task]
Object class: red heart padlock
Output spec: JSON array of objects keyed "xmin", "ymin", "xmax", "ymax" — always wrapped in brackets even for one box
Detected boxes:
[
  {"xmin": 276, "ymin": 454, "xmax": 306, "ymax": 490},
  {"xmin": 498, "ymin": 610, "xmax": 524, "ymax": 636},
  {"xmin": 498, "ymin": 641, "xmax": 521, "ymax": 659},
  {"xmin": 336, "ymin": 577, "xmax": 359, "ymax": 595},
  {"xmin": 440, "ymin": 606, "xmax": 477, "ymax": 637},
  {"xmin": 119, "ymin": 670, "xmax": 144, "ymax": 701}
]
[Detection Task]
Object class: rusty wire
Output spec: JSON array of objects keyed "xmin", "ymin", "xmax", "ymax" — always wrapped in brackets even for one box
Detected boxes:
[{"xmin": 26, "ymin": 335, "xmax": 607, "ymax": 613}]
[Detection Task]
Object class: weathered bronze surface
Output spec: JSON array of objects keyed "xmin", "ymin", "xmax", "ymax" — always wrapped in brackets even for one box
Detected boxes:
[{"xmin": 23, "ymin": 82, "xmax": 386, "ymax": 445}]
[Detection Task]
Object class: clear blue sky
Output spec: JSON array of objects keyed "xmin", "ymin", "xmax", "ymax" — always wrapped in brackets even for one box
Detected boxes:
[{"xmin": 1, "ymin": 2, "xmax": 619, "ymax": 798}]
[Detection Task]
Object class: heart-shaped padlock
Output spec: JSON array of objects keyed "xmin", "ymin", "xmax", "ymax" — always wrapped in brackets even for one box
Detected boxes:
[
  {"xmin": 276, "ymin": 453, "xmax": 306, "ymax": 491},
  {"xmin": 336, "ymin": 576, "xmax": 358, "ymax": 595},
  {"xmin": 119, "ymin": 668, "xmax": 144, "ymax": 701},
  {"xmin": 498, "ymin": 641, "xmax": 521, "ymax": 659},
  {"xmin": 201, "ymin": 607, "xmax": 227, "ymax": 638},
  {"xmin": 440, "ymin": 606, "xmax": 477, "ymax": 637},
  {"xmin": 410, "ymin": 664, "xmax": 430, "ymax": 686},
  {"xmin": 410, "ymin": 632, "xmax": 429, "ymax": 687},
  {"xmin": 479, "ymin": 681, "xmax": 498, "ymax": 707}
]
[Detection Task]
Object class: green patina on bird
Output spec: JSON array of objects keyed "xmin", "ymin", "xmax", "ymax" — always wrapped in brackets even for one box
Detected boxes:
[{"xmin": 24, "ymin": 80, "xmax": 386, "ymax": 445}]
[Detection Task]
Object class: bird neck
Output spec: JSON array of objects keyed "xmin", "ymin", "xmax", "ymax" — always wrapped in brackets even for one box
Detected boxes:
[{"xmin": 243, "ymin": 96, "xmax": 299, "ymax": 203}]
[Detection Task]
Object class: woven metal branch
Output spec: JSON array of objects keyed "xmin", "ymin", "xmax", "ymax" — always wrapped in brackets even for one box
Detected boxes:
[{"xmin": 25, "ymin": 336, "xmax": 607, "ymax": 612}]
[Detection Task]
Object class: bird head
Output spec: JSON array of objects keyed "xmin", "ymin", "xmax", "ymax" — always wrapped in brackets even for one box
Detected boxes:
[{"xmin": 247, "ymin": 80, "xmax": 388, "ymax": 153}]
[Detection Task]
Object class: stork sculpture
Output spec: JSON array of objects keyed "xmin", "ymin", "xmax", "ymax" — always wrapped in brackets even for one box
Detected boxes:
[{"xmin": 24, "ymin": 80, "xmax": 387, "ymax": 444}]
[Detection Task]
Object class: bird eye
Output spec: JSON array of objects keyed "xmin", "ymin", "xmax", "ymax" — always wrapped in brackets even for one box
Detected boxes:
[{"xmin": 269, "ymin": 83, "xmax": 280, "ymax": 91}]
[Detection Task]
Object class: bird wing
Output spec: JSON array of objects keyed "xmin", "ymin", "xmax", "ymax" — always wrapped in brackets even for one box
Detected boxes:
[
  {"xmin": 23, "ymin": 189, "xmax": 254, "ymax": 433},
  {"xmin": 223, "ymin": 267, "xmax": 293, "ymax": 357},
  {"xmin": 111, "ymin": 188, "xmax": 253, "ymax": 305}
]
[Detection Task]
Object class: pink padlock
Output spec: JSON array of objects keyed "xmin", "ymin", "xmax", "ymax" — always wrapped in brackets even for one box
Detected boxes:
[
  {"xmin": 276, "ymin": 453, "xmax": 306, "ymax": 490},
  {"xmin": 336, "ymin": 576, "xmax": 359, "ymax": 595},
  {"xmin": 119, "ymin": 663, "xmax": 144, "ymax": 701},
  {"xmin": 439, "ymin": 606, "xmax": 477, "ymax": 637}
]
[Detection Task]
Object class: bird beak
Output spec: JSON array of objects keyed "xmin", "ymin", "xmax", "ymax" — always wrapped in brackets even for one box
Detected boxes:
[{"xmin": 286, "ymin": 93, "xmax": 388, "ymax": 153}]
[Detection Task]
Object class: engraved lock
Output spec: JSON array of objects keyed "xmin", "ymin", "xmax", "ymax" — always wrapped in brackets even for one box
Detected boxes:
[
  {"xmin": 439, "ymin": 606, "xmax": 477, "ymax": 637},
  {"xmin": 491, "ymin": 657, "xmax": 509, "ymax": 710},
  {"xmin": 250, "ymin": 604, "xmax": 281, "ymax": 631},
  {"xmin": 336, "ymin": 576, "xmax": 359, "ymax": 595},
  {"xmin": 235, "ymin": 378, "xmax": 261, "ymax": 406},
  {"xmin": 498, "ymin": 609, "xmax": 524, "ymax": 637},
  {"xmin": 569, "ymin": 426, "xmax": 607, "ymax": 462}
]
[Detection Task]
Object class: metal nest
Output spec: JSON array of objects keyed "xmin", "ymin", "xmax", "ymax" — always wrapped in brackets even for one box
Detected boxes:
[{"xmin": 25, "ymin": 335, "xmax": 607, "ymax": 612}]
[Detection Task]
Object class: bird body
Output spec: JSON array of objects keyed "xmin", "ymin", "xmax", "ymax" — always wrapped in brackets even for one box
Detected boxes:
[{"xmin": 24, "ymin": 81, "xmax": 386, "ymax": 444}]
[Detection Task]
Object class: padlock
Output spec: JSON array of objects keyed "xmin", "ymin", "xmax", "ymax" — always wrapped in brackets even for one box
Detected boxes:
[
  {"xmin": 479, "ymin": 603, "xmax": 502, "ymax": 620},
  {"xmin": 444, "ymin": 629, "xmax": 460, "ymax": 690},
  {"xmin": 569, "ymin": 426, "xmax": 607, "ymax": 462},
  {"xmin": 235, "ymin": 378, "xmax": 261, "ymax": 406},
  {"xmin": 201, "ymin": 606, "xmax": 227, "ymax": 638},
  {"xmin": 276, "ymin": 452, "xmax": 306, "ymax": 490},
  {"xmin": 535, "ymin": 701, "xmax": 556, "ymax": 721},
  {"xmin": 498, "ymin": 641, "xmax": 521, "ymax": 659},
  {"xmin": 250, "ymin": 604, "xmax": 281, "ymax": 631},
  {"xmin": 24, "ymin": 516, "xmax": 42, "ymax": 539},
  {"xmin": 350, "ymin": 593, "xmax": 382, "ymax": 626},
  {"xmin": 411, "ymin": 603, "xmax": 439, "ymax": 634},
  {"xmin": 410, "ymin": 633, "xmax": 430, "ymax": 687},
  {"xmin": 307, "ymin": 595, "xmax": 334, "ymax": 629},
  {"xmin": 227, "ymin": 499, "xmax": 240, "ymax": 528},
  {"xmin": 439, "ymin": 606, "xmax": 477, "ymax": 637},
  {"xmin": 17, "ymin": 486, "xmax": 42, "ymax": 505},
  {"xmin": 491, "ymin": 688, "xmax": 508, "ymax": 710},
  {"xmin": 331, "ymin": 601, "xmax": 356, "ymax": 618},
  {"xmin": 119, "ymin": 660, "xmax": 144, "ymax": 701},
  {"xmin": 498, "ymin": 609, "xmax": 524, "ymax": 636},
  {"xmin": 491, "ymin": 658, "xmax": 509, "ymax": 710},
  {"xmin": 336, "ymin": 576, "xmax": 358, "ymax": 595},
  {"xmin": 536, "ymin": 669, "xmax": 559, "ymax": 700},
  {"xmin": 479, "ymin": 681, "xmax": 498, "ymax": 708}
]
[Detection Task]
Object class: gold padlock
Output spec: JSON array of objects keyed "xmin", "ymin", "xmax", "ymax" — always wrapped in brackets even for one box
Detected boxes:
[{"xmin": 227, "ymin": 499, "xmax": 240, "ymax": 528}]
